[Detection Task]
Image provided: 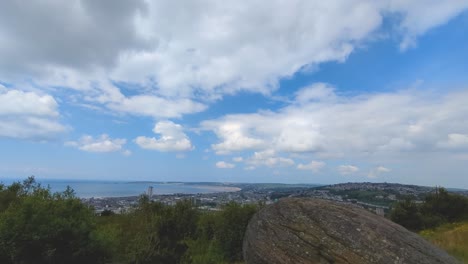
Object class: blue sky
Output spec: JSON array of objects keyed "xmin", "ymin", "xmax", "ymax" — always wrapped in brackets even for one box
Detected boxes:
[{"xmin": 1, "ymin": 1, "xmax": 468, "ymax": 188}]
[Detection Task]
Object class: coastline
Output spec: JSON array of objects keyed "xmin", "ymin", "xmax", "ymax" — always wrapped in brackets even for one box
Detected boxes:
[
  {"xmin": 0, "ymin": 178, "xmax": 242, "ymax": 199},
  {"xmin": 80, "ymin": 185, "xmax": 241, "ymax": 199}
]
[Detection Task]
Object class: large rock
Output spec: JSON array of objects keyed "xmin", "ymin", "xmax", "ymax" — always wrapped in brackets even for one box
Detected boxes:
[{"xmin": 243, "ymin": 198, "xmax": 458, "ymax": 264}]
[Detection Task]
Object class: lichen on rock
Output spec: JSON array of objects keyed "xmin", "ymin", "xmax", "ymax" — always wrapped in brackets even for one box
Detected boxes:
[{"xmin": 243, "ymin": 198, "xmax": 459, "ymax": 264}]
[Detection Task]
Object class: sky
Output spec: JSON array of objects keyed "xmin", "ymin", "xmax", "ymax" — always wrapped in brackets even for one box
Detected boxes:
[{"xmin": 1, "ymin": 1, "xmax": 468, "ymax": 188}]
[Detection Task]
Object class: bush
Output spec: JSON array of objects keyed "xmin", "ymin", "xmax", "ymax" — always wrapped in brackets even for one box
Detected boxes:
[
  {"xmin": 0, "ymin": 178, "xmax": 259, "ymax": 264},
  {"xmin": 183, "ymin": 202, "xmax": 258, "ymax": 263},
  {"xmin": 420, "ymin": 221, "xmax": 468, "ymax": 263},
  {"xmin": 118, "ymin": 198, "xmax": 199, "ymax": 264},
  {"xmin": 0, "ymin": 177, "xmax": 109, "ymax": 264},
  {"xmin": 391, "ymin": 187, "xmax": 468, "ymax": 231}
]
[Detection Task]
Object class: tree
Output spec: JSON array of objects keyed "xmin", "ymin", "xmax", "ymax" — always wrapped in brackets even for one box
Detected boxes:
[
  {"xmin": 120, "ymin": 199, "xmax": 199, "ymax": 264},
  {"xmin": 390, "ymin": 198, "xmax": 424, "ymax": 231},
  {"xmin": 422, "ymin": 187, "xmax": 468, "ymax": 222},
  {"xmin": 0, "ymin": 177, "xmax": 110, "ymax": 264},
  {"xmin": 183, "ymin": 202, "xmax": 258, "ymax": 263},
  {"xmin": 391, "ymin": 187, "xmax": 468, "ymax": 231}
]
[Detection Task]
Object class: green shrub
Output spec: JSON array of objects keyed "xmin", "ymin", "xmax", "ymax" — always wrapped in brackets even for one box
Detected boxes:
[{"xmin": 391, "ymin": 187, "xmax": 468, "ymax": 231}]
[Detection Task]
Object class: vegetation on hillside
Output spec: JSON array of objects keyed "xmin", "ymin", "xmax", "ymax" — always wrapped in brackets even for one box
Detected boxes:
[
  {"xmin": 0, "ymin": 177, "xmax": 109, "ymax": 264},
  {"xmin": 390, "ymin": 189, "xmax": 468, "ymax": 262},
  {"xmin": 2, "ymin": 177, "xmax": 467, "ymax": 263},
  {"xmin": 420, "ymin": 222, "xmax": 468, "ymax": 263},
  {"xmin": 0, "ymin": 177, "xmax": 258, "ymax": 264},
  {"xmin": 390, "ymin": 187, "xmax": 468, "ymax": 231},
  {"xmin": 329, "ymin": 189, "xmax": 399, "ymax": 206}
]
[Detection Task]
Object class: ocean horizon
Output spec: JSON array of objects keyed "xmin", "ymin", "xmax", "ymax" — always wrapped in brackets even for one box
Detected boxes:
[{"xmin": 0, "ymin": 178, "xmax": 240, "ymax": 198}]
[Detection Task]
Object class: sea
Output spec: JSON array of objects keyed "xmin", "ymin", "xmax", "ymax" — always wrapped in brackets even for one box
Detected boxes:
[{"xmin": 0, "ymin": 178, "xmax": 240, "ymax": 198}]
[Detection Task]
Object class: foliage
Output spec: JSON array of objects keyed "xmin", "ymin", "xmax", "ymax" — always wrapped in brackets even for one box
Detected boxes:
[
  {"xmin": 215, "ymin": 202, "xmax": 257, "ymax": 261},
  {"xmin": 390, "ymin": 198, "xmax": 425, "ymax": 231},
  {"xmin": 420, "ymin": 221, "xmax": 468, "ymax": 263},
  {"xmin": 100, "ymin": 209, "xmax": 115, "ymax": 216},
  {"xmin": 421, "ymin": 188, "xmax": 468, "ymax": 222},
  {"xmin": 0, "ymin": 177, "xmax": 259, "ymax": 263},
  {"xmin": 0, "ymin": 177, "xmax": 110, "ymax": 264},
  {"xmin": 183, "ymin": 202, "xmax": 257, "ymax": 263},
  {"xmin": 390, "ymin": 187, "xmax": 468, "ymax": 231},
  {"xmin": 182, "ymin": 238, "xmax": 226, "ymax": 264},
  {"xmin": 113, "ymin": 197, "xmax": 199, "ymax": 264}
]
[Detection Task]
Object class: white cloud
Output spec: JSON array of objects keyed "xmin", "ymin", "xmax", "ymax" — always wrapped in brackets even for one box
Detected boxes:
[
  {"xmin": 232, "ymin": 157, "xmax": 243, "ymax": 162},
  {"xmin": 111, "ymin": 0, "xmax": 381, "ymax": 97},
  {"xmin": 0, "ymin": 89, "xmax": 59, "ymax": 116},
  {"xmin": 0, "ymin": 89, "xmax": 67, "ymax": 139},
  {"xmin": 0, "ymin": 83, "xmax": 6, "ymax": 92},
  {"xmin": 201, "ymin": 87, "xmax": 468, "ymax": 158},
  {"xmin": 122, "ymin": 149, "xmax": 132, "ymax": 156},
  {"xmin": 0, "ymin": 1, "xmax": 147, "ymax": 77},
  {"xmin": 65, "ymin": 134, "xmax": 127, "ymax": 153},
  {"xmin": 216, "ymin": 161, "xmax": 235, "ymax": 169},
  {"xmin": 107, "ymin": 95, "xmax": 207, "ymax": 118},
  {"xmin": 297, "ymin": 161, "xmax": 326, "ymax": 172},
  {"xmin": 295, "ymin": 83, "xmax": 336, "ymax": 103},
  {"xmin": 202, "ymin": 120, "xmax": 266, "ymax": 154},
  {"xmin": 437, "ymin": 133, "xmax": 468, "ymax": 149},
  {"xmin": 111, "ymin": 1, "xmax": 468, "ymax": 97},
  {"xmin": 389, "ymin": 1, "xmax": 468, "ymax": 50},
  {"xmin": 246, "ymin": 149, "xmax": 295, "ymax": 168},
  {"xmin": 1, "ymin": 1, "xmax": 466, "ymax": 109},
  {"xmin": 338, "ymin": 165, "xmax": 360, "ymax": 175},
  {"xmin": 135, "ymin": 121, "xmax": 193, "ymax": 152},
  {"xmin": 368, "ymin": 166, "xmax": 391, "ymax": 179}
]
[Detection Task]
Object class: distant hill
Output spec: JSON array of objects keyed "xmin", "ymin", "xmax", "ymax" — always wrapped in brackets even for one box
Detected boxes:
[{"xmin": 267, "ymin": 182, "xmax": 467, "ymax": 211}]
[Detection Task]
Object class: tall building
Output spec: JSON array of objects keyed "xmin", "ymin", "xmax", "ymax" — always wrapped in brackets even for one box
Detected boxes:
[{"xmin": 147, "ymin": 186, "xmax": 153, "ymax": 199}]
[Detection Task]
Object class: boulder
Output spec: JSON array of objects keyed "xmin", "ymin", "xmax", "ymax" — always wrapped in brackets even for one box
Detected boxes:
[{"xmin": 243, "ymin": 198, "xmax": 458, "ymax": 264}]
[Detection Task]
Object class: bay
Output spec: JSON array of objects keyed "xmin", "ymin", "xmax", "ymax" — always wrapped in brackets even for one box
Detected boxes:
[{"xmin": 0, "ymin": 178, "xmax": 240, "ymax": 198}]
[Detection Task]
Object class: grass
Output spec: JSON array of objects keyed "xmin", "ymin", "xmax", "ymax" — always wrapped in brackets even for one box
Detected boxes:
[{"xmin": 420, "ymin": 221, "xmax": 468, "ymax": 263}]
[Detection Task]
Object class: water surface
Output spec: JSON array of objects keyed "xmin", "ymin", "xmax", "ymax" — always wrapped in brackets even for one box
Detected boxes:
[{"xmin": 0, "ymin": 178, "xmax": 240, "ymax": 198}]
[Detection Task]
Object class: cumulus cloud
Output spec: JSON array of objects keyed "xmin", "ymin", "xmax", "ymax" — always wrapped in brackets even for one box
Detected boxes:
[
  {"xmin": 202, "ymin": 120, "xmax": 266, "ymax": 154},
  {"xmin": 245, "ymin": 149, "xmax": 295, "ymax": 169},
  {"xmin": 1, "ymin": 1, "xmax": 466, "ymax": 106},
  {"xmin": 201, "ymin": 86, "xmax": 468, "ymax": 158},
  {"xmin": 437, "ymin": 133, "xmax": 468, "ymax": 149},
  {"xmin": 110, "ymin": 1, "xmax": 468, "ymax": 97},
  {"xmin": 135, "ymin": 121, "xmax": 193, "ymax": 152},
  {"xmin": 0, "ymin": 89, "xmax": 58, "ymax": 116},
  {"xmin": 338, "ymin": 165, "xmax": 360, "ymax": 175},
  {"xmin": 232, "ymin": 157, "xmax": 243, "ymax": 162},
  {"xmin": 2, "ymin": 0, "xmax": 467, "ymax": 172},
  {"xmin": 0, "ymin": 89, "xmax": 67, "ymax": 139},
  {"xmin": 295, "ymin": 83, "xmax": 336, "ymax": 103},
  {"xmin": 368, "ymin": 166, "xmax": 391, "ymax": 179},
  {"xmin": 0, "ymin": 0, "xmax": 147, "ymax": 76},
  {"xmin": 107, "ymin": 95, "xmax": 207, "ymax": 118},
  {"xmin": 388, "ymin": 0, "xmax": 468, "ymax": 50},
  {"xmin": 216, "ymin": 161, "xmax": 235, "ymax": 169},
  {"xmin": 65, "ymin": 134, "xmax": 127, "ymax": 153},
  {"xmin": 297, "ymin": 161, "xmax": 326, "ymax": 172}
]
